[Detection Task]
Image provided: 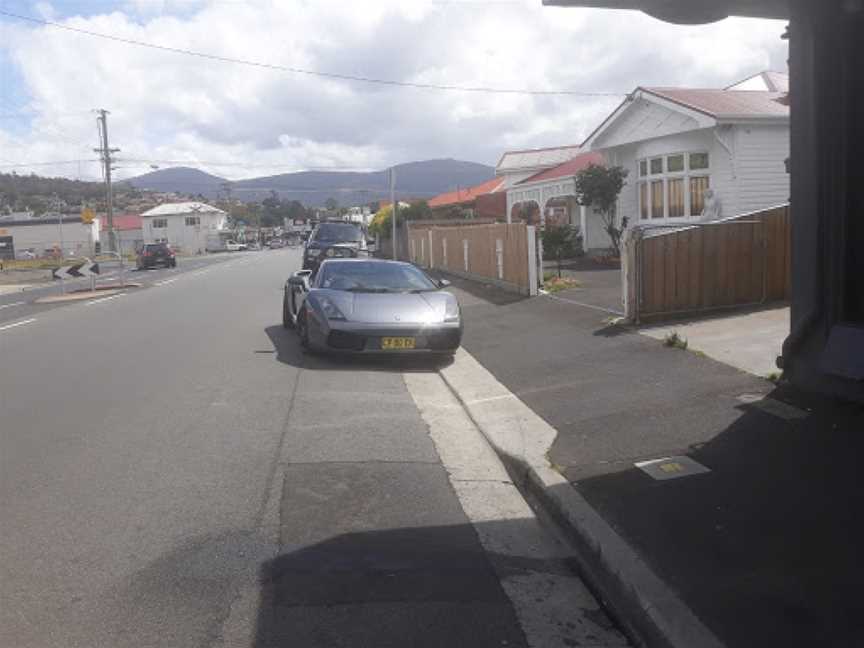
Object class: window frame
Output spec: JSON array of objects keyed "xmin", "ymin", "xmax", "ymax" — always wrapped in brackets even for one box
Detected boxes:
[
  {"xmin": 185, "ymin": 216, "xmax": 201, "ymax": 227},
  {"xmin": 151, "ymin": 218, "xmax": 168, "ymax": 229},
  {"xmin": 636, "ymin": 151, "xmax": 711, "ymax": 221}
]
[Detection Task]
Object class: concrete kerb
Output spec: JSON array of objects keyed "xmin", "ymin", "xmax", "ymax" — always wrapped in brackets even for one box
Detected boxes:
[{"xmin": 438, "ymin": 348, "xmax": 724, "ymax": 648}]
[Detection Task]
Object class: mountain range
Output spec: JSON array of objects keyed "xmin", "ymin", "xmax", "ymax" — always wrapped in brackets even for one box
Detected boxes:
[{"xmin": 123, "ymin": 159, "xmax": 495, "ymax": 206}]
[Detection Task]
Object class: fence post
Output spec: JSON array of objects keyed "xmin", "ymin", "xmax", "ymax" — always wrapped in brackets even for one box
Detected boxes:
[
  {"xmin": 463, "ymin": 239, "xmax": 469, "ymax": 272},
  {"xmin": 527, "ymin": 225, "xmax": 538, "ymax": 296},
  {"xmin": 428, "ymin": 230, "xmax": 434, "ymax": 269},
  {"xmin": 495, "ymin": 239, "xmax": 504, "ymax": 279},
  {"xmin": 442, "ymin": 238, "xmax": 448, "ymax": 267}
]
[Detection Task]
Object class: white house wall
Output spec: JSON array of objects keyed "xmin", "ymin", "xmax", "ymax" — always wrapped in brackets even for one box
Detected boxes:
[
  {"xmin": 604, "ymin": 128, "xmax": 739, "ymax": 222},
  {"xmin": 592, "ymin": 98, "xmax": 706, "ymax": 150},
  {"xmin": 734, "ymin": 123, "xmax": 790, "ymax": 214},
  {"xmin": 143, "ymin": 212, "xmax": 225, "ymax": 253}
]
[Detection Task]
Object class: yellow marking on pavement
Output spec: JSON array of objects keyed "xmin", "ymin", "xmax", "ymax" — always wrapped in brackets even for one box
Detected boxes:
[{"xmin": 659, "ymin": 462, "xmax": 684, "ymax": 473}]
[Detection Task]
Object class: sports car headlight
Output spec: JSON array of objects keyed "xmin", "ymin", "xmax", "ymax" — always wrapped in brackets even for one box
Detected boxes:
[
  {"xmin": 444, "ymin": 297, "xmax": 460, "ymax": 322},
  {"xmin": 325, "ymin": 248, "xmax": 336, "ymax": 257},
  {"xmin": 318, "ymin": 295, "xmax": 346, "ymax": 320},
  {"xmin": 306, "ymin": 248, "xmax": 321, "ymax": 258}
]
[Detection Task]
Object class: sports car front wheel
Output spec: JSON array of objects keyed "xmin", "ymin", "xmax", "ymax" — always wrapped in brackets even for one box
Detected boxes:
[{"xmin": 282, "ymin": 293, "xmax": 294, "ymax": 330}]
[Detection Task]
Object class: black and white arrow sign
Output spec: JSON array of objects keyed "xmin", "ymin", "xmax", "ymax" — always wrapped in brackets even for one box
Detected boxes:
[{"xmin": 52, "ymin": 261, "xmax": 100, "ymax": 280}]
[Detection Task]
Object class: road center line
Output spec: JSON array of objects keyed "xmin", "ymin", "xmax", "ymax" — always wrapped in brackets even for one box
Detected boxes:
[
  {"xmin": 0, "ymin": 318, "xmax": 37, "ymax": 331},
  {"xmin": 86, "ymin": 294, "xmax": 125, "ymax": 305},
  {"xmin": 0, "ymin": 301, "xmax": 26, "ymax": 310}
]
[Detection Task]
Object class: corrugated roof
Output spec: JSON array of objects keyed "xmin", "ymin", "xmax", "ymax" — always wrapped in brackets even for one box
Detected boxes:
[
  {"xmin": 496, "ymin": 145, "xmax": 582, "ymax": 172},
  {"xmin": 101, "ymin": 214, "xmax": 141, "ymax": 231},
  {"xmin": 517, "ymin": 151, "xmax": 605, "ymax": 185},
  {"xmin": 428, "ymin": 177, "xmax": 505, "ymax": 208},
  {"xmin": 643, "ymin": 87, "xmax": 789, "ymax": 119},
  {"xmin": 726, "ymin": 70, "xmax": 789, "ymax": 93},
  {"xmin": 141, "ymin": 201, "xmax": 225, "ymax": 217}
]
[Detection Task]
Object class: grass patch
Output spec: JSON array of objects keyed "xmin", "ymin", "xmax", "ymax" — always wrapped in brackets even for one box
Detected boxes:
[
  {"xmin": 543, "ymin": 273, "xmax": 581, "ymax": 294},
  {"xmin": 766, "ymin": 371, "xmax": 783, "ymax": 384},
  {"xmin": 663, "ymin": 330, "xmax": 688, "ymax": 350}
]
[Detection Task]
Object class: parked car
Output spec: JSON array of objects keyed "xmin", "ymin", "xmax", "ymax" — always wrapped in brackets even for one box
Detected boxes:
[
  {"xmin": 283, "ymin": 258, "xmax": 461, "ymax": 355},
  {"xmin": 225, "ymin": 240, "xmax": 247, "ymax": 252},
  {"xmin": 137, "ymin": 243, "xmax": 176, "ymax": 269},
  {"xmin": 302, "ymin": 223, "xmax": 366, "ymax": 272},
  {"xmin": 16, "ymin": 249, "xmax": 36, "ymax": 260},
  {"xmin": 268, "ymin": 238, "xmax": 285, "ymax": 249}
]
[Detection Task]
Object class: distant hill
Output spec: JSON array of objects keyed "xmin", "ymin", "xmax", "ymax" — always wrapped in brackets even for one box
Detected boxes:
[
  {"xmin": 124, "ymin": 167, "xmax": 227, "ymax": 196},
  {"xmin": 125, "ymin": 159, "xmax": 495, "ymax": 206}
]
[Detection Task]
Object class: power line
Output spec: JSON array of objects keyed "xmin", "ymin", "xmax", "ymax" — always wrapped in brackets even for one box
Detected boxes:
[
  {"xmin": 0, "ymin": 159, "xmax": 101, "ymax": 167},
  {"xmin": 0, "ymin": 9, "xmax": 625, "ymax": 97}
]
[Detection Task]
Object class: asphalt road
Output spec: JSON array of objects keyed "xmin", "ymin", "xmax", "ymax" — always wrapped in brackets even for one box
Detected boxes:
[
  {"xmin": 0, "ymin": 247, "xmax": 576, "ymax": 647},
  {"xmin": 0, "ymin": 253, "xmax": 241, "ymax": 327}
]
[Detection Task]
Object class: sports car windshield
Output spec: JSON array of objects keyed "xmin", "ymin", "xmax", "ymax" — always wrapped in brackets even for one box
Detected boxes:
[
  {"xmin": 318, "ymin": 261, "xmax": 438, "ymax": 293},
  {"xmin": 314, "ymin": 224, "xmax": 363, "ymax": 242}
]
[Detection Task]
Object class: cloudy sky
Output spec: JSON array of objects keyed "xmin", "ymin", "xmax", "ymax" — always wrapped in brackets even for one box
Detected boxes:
[{"xmin": 0, "ymin": 0, "xmax": 787, "ymax": 181}]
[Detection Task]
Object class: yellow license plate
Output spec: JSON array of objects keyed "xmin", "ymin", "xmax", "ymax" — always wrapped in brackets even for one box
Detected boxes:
[{"xmin": 381, "ymin": 337, "xmax": 416, "ymax": 350}]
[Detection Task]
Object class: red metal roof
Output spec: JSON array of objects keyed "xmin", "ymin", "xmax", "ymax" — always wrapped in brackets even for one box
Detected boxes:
[
  {"xmin": 518, "ymin": 151, "xmax": 605, "ymax": 185},
  {"xmin": 642, "ymin": 87, "xmax": 789, "ymax": 118},
  {"xmin": 101, "ymin": 214, "xmax": 142, "ymax": 231},
  {"xmin": 428, "ymin": 177, "xmax": 505, "ymax": 208}
]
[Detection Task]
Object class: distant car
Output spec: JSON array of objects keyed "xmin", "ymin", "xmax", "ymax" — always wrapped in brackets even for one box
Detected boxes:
[
  {"xmin": 137, "ymin": 243, "xmax": 176, "ymax": 269},
  {"xmin": 283, "ymin": 258, "xmax": 461, "ymax": 355},
  {"xmin": 269, "ymin": 238, "xmax": 285, "ymax": 249},
  {"xmin": 16, "ymin": 249, "xmax": 36, "ymax": 260},
  {"xmin": 302, "ymin": 223, "xmax": 366, "ymax": 272},
  {"xmin": 225, "ymin": 240, "xmax": 247, "ymax": 252}
]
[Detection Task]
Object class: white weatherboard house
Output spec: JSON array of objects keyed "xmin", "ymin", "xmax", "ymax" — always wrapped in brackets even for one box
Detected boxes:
[
  {"xmin": 496, "ymin": 145, "xmax": 582, "ymax": 190},
  {"xmin": 141, "ymin": 202, "xmax": 227, "ymax": 254},
  {"xmin": 584, "ymin": 72, "xmax": 790, "ymax": 228}
]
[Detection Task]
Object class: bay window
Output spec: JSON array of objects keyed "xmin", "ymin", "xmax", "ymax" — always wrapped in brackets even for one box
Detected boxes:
[{"xmin": 637, "ymin": 151, "xmax": 710, "ymax": 220}]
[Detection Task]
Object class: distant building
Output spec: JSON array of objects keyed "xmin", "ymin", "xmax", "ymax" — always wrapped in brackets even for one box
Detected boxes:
[
  {"xmin": 101, "ymin": 214, "xmax": 143, "ymax": 256},
  {"xmin": 0, "ymin": 213, "xmax": 100, "ymax": 259},
  {"xmin": 140, "ymin": 202, "xmax": 227, "ymax": 254},
  {"xmin": 428, "ymin": 177, "xmax": 507, "ymax": 220}
]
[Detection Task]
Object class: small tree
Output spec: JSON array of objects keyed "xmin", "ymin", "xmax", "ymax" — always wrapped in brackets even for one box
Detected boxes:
[
  {"xmin": 541, "ymin": 225, "xmax": 579, "ymax": 278},
  {"xmin": 573, "ymin": 164, "xmax": 629, "ymax": 256},
  {"xmin": 400, "ymin": 200, "xmax": 433, "ymax": 221}
]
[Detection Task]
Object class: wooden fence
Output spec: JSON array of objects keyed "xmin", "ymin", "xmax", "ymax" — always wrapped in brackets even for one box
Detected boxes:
[
  {"xmin": 408, "ymin": 222, "xmax": 537, "ymax": 295},
  {"xmin": 625, "ymin": 204, "xmax": 791, "ymax": 322}
]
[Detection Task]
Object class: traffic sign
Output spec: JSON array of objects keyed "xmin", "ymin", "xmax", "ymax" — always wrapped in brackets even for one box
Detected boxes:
[
  {"xmin": 52, "ymin": 261, "xmax": 100, "ymax": 280},
  {"xmin": 81, "ymin": 207, "xmax": 96, "ymax": 224}
]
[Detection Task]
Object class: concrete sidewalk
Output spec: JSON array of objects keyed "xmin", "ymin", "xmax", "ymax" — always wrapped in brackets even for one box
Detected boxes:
[
  {"xmin": 443, "ymin": 275, "xmax": 864, "ymax": 648},
  {"xmin": 640, "ymin": 307, "xmax": 789, "ymax": 378}
]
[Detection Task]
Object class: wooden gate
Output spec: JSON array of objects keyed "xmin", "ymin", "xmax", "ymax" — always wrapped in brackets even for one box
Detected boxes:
[{"xmin": 626, "ymin": 205, "xmax": 790, "ymax": 322}]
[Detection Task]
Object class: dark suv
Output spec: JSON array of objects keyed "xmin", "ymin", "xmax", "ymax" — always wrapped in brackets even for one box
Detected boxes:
[
  {"xmin": 302, "ymin": 223, "xmax": 365, "ymax": 272},
  {"xmin": 137, "ymin": 243, "xmax": 177, "ymax": 269}
]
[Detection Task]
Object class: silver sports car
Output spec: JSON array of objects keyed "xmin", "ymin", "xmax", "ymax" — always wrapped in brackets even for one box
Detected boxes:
[{"xmin": 282, "ymin": 259, "xmax": 462, "ymax": 354}]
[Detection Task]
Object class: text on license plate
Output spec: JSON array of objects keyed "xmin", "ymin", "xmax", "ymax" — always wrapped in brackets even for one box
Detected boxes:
[{"xmin": 381, "ymin": 337, "xmax": 416, "ymax": 350}]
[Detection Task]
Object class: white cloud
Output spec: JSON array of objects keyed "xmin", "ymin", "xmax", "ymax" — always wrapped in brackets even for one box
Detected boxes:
[{"xmin": 0, "ymin": 0, "xmax": 787, "ymax": 181}]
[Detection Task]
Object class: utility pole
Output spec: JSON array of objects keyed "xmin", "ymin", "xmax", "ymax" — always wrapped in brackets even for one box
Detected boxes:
[
  {"xmin": 390, "ymin": 167, "xmax": 397, "ymax": 260},
  {"xmin": 94, "ymin": 109, "xmax": 120, "ymax": 253}
]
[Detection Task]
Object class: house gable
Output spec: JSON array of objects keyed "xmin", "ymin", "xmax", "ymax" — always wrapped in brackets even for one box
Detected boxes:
[{"xmin": 588, "ymin": 94, "xmax": 714, "ymax": 150}]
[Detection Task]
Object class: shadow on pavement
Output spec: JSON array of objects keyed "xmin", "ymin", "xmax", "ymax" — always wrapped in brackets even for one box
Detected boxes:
[
  {"xmin": 252, "ymin": 519, "xmax": 616, "ymax": 648},
  {"xmin": 263, "ymin": 325, "xmax": 451, "ymax": 373},
  {"xmin": 572, "ymin": 383, "xmax": 864, "ymax": 648}
]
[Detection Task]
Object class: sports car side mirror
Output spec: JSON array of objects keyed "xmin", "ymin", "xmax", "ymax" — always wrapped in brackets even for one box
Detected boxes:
[
  {"xmin": 437, "ymin": 278, "xmax": 451, "ymax": 288},
  {"xmin": 287, "ymin": 275, "xmax": 308, "ymax": 290}
]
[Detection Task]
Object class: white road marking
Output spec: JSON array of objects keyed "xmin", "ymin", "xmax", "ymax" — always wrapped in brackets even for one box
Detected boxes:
[
  {"xmin": 0, "ymin": 318, "xmax": 37, "ymax": 331},
  {"xmin": 154, "ymin": 278, "xmax": 178, "ymax": 286},
  {"xmin": 0, "ymin": 301, "xmax": 26, "ymax": 310},
  {"xmin": 86, "ymin": 294, "xmax": 125, "ymax": 305}
]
